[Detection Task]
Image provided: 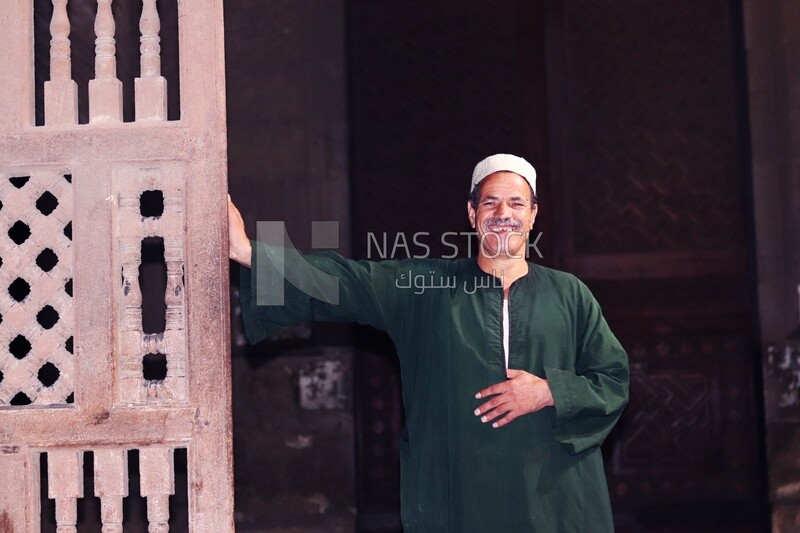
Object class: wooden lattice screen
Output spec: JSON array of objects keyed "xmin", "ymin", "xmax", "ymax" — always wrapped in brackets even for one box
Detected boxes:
[{"xmin": 0, "ymin": 1, "xmax": 233, "ymax": 531}]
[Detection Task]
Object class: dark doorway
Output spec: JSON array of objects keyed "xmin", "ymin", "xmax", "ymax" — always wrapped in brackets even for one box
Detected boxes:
[{"xmin": 347, "ymin": 1, "xmax": 765, "ymax": 531}]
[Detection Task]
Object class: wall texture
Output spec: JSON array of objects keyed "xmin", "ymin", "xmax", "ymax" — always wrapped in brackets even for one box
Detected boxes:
[
  {"xmin": 744, "ymin": 0, "xmax": 800, "ymax": 531},
  {"xmin": 745, "ymin": 0, "xmax": 800, "ymax": 342}
]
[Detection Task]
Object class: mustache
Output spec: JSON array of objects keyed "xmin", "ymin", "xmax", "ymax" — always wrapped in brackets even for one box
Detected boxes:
[{"xmin": 484, "ymin": 217, "xmax": 521, "ymax": 228}]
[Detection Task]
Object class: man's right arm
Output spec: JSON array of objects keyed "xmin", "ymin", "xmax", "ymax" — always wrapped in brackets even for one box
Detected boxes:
[{"xmin": 227, "ymin": 197, "xmax": 408, "ymax": 345}]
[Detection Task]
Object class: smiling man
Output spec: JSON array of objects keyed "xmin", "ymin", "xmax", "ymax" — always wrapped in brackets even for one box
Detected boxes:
[{"xmin": 230, "ymin": 153, "xmax": 629, "ymax": 532}]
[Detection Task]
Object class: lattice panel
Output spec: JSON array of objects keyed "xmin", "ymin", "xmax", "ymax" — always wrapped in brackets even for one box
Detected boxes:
[
  {"xmin": 0, "ymin": 171, "xmax": 73, "ymax": 406},
  {"xmin": 562, "ymin": 0, "xmax": 745, "ymax": 254},
  {"xmin": 608, "ymin": 335, "xmax": 756, "ymax": 504},
  {"xmin": 115, "ymin": 164, "xmax": 186, "ymax": 405}
]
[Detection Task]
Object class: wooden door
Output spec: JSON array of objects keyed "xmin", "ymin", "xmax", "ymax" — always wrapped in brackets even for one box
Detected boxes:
[
  {"xmin": 545, "ymin": 0, "xmax": 764, "ymax": 528},
  {"xmin": 0, "ymin": 1, "xmax": 233, "ymax": 531}
]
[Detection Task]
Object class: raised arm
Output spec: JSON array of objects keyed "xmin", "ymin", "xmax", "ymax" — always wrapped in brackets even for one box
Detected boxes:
[{"xmin": 229, "ymin": 196, "xmax": 413, "ymax": 345}]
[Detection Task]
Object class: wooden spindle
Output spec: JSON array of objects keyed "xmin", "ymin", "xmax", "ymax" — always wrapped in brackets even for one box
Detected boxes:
[
  {"xmin": 140, "ymin": 0, "xmax": 161, "ymax": 78},
  {"xmin": 120, "ymin": 234, "xmax": 145, "ymax": 400},
  {"xmin": 94, "ymin": 449, "xmax": 129, "ymax": 533},
  {"xmin": 44, "ymin": 0, "xmax": 78, "ymax": 125},
  {"xmin": 89, "ymin": 0, "xmax": 123, "ymax": 123},
  {"xmin": 49, "ymin": 0, "xmax": 70, "ymax": 81},
  {"xmin": 121, "ymin": 240, "xmax": 143, "ymax": 318},
  {"xmin": 164, "ymin": 240, "xmax": 184, "ymax": 330},
  {"xmin": 146, "ymin": 494, "xmax": 170, "ymax": 533},
  {"xmin": 47, "ymin": 450, "xmax": 84, "ymax": 533},
  {"xmin": 139, "ymin": 448, "xmax": 175, "ymax": 533},
  {"xmin": 135, "ymin": 0, "xmax": 168, "ymax": 121},
  {"xmin": 55, "ymin": 498, "xmax": 78, "ymax": 533}
]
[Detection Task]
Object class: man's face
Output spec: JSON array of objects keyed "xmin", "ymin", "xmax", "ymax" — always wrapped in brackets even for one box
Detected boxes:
[{"xmin": 467, "ymin": 171, "xmax": 538, "ymax": 260}]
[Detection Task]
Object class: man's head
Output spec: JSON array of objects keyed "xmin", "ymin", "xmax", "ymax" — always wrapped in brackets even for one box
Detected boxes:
[
  {"xmin": 467, "ymin": 154, "xmax": 538, "ymax": 260},
  {"xmin": 468, "ymin": 153, "xmax": 537, "ymax": 208}
]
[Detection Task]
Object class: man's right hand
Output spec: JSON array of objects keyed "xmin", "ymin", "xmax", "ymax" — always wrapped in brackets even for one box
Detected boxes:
[{"xmin": 228, "ymin": 196, "xmax": 252, "ymax": 267}]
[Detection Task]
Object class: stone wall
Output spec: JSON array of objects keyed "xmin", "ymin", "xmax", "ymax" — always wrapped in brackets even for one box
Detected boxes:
[
  {"xmin": 743, "ymin": 0, "xmax": 800, "ymax": 531},
  {"xmin": 745, "ymin": 0, "xmax": 800, "ymax": 343}
]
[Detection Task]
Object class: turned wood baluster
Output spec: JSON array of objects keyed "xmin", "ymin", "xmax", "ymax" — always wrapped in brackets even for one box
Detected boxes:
[
  {"xmin": 140, "ymin": 448, "xmax": 175, "ymax": 533},
  {"xmin": 44, "ymin": 0, "xmax": 78, "ymax": 125},
  {"xmin": 119, "ymin": 218, "xmax": 145, "ymax": 402},
  {"xmin": 135, "ymin": 0, "xmax": 168, "ymax": 121},
  {"xmin": 94, "ymin": 449, "xmax": 129, "ymax": 533},
  {"xmin": 89, "ymin": 0, "xmax": 123, "ymax": 122},
  {"xmin": 47, "ymin": 450, "xmax": 84, "ymax": 533},
  {"xmin": 164, "ymin": 239, "xmax": 184, "ymax": 330}
]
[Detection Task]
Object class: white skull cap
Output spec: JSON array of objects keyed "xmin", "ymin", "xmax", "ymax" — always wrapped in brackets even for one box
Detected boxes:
[{"xmin": 470, "ymin": 153, "xmax": 536, "ymax": 196}]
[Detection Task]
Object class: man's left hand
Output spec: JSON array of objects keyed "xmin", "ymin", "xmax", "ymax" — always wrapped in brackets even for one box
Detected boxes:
[{"xmin": 474, "ymin": 369, "xmax": 555, "ymax": 428}]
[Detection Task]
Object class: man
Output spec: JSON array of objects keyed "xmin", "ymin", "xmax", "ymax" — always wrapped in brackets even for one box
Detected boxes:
[{"xmin": 229, "ymin": 154, "xmax": 629, "ymax": 532}]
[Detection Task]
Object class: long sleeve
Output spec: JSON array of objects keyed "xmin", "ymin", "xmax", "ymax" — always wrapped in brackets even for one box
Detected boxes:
[
  {"xmin": 545, "ymin": 281, "xmax": 629, "ymax": 455},
  {"xmin": 239, "ymin": 240, "xmax": 406, "ymax": 344}
]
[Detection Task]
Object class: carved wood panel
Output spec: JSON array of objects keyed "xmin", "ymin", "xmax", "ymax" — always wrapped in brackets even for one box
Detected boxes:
[
  {"xmin": 557, "ymin": 0, "xmax": 746, "ymax": 256},
  {"xmin": 0, "ymin": 170, "xmax": 74, "ymax": 406},
  {"xmin": 0, "ymin": 1, "xmax": 232, "ymax": 531},
  {"xmin": 609, "ymin": 335, "xmax": 756, "ymax": 504},
  {"xmin": 115, "ymin": 163, "xmax": 187, "ymax": 405}
]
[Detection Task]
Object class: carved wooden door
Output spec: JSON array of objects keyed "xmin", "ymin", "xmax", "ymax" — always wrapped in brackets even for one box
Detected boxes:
[
  {"xmin": 544, "ymin": 1, "xmax": 763, "ymax": 527},
  {"xmin": 0, "ymin": 1, "xmax": 233, "ymax": 531}
]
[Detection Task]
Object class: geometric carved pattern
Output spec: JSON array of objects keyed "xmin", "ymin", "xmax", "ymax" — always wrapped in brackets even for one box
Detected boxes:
[
  {"xmin": 563, "ymin": 0, "xmax": 745, "ymax": 254},
  {"xmin": 620, "ymin": 371, "xmax": 716, "ymax": 470},
  {"xmin": 553, "ymin": 0, "xmax": 760, "ymax": 522},
  {"xmin": 0, "ymin": 170, "xmax": 73, "ymax": 406},
  {"xmin": 116, "ymin": 164, "xmax": 186, "ymax": 405},
  {"xmin": 609, "ymin": 335, "xmax": 755, "ymax": 504}
]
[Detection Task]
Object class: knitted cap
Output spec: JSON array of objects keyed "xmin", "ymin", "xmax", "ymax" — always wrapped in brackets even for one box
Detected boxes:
[{"xmin": 470, "ymin": 154, "xmax": 536, "ymax": 196}]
